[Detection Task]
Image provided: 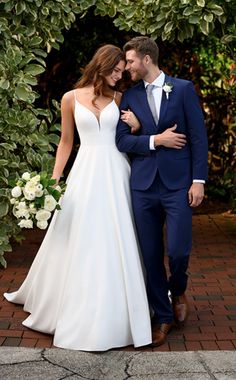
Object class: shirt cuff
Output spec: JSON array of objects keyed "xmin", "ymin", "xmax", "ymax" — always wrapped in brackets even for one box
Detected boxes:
[
  {"xmin": 149, "ymin": 135, "xmax": 155, "ymax": 150},
  {"xmin": 193, "ymin": 180, "xmax": 205, "ymax": 184}
]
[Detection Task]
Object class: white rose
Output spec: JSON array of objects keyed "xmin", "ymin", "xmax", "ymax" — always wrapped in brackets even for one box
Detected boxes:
[
  {"xmin": 44, "ymin": 195, "xmax": 57, "ymax": 212},
  {"xmin": 35, "ymin": 209, "xmax": 51, "ymax": 221},
  {"xmin": 163, "ymin": 84, "xmax": 172, "ymax": 93},
  {"xmin": 24, "ymin": 181, "xmax": 37, "ymax": 193},
  {"xmin": 35, "ymin": 190, "xmax": 44, "ymax": 197},
  {"xmin": 37, "ymin": 220, "xmax": 48, "ymax": 229},
  {"xmin": 162, "ymin": 83, "xmax": 173, "ymax": 100},
  {"xmin": 30, "ymin": 175, "xmax": 40, "ymax": 184},
  {"xmin": 36, "ymin": 184, "xmax": 43, "ymax": 191},
  {"xmin": 35, "ymin": 184, "xmax": 43, "ymax": 197},
  {"xmin": 11, "ymin": 186, "xmax": 22, "ymax": 198},
  {"xmin": 22, "ymin": 172, "xmax": 31, "ymax": 181},
  {"xmin": 17, "ymin": 208, "xmax": 30, "ymax": 219},
  {"xmin": 10, "ymin": 198, "xmax": 16, "ymax": 204},
  {"xmin": 23, "ymin": 190, "xmax": 36, "ymax": 201},
  {"xmin": 18, "ymin": 219, "xmax": 33, "ymax": 229},
  {"xmin": 18, "ymin": 201, "xmax": 27, "ymax": 210}
]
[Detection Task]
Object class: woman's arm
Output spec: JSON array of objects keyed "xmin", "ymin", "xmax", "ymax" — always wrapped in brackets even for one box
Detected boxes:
[
  {"xmin": 120, "ymin": 109, "xmax": 141, "ymax": 133},
  {"xmin": 52, "ymin": 91, "xmax": 75, "ymax": 183}
]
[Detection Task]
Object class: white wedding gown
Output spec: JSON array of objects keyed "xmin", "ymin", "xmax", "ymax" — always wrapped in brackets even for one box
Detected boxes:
[{"xmin": 4, "ymin": 93, "xmax": 152, "ymax": 351}]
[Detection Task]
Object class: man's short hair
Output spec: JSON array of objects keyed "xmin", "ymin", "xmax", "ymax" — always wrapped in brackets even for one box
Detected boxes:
[{"xmin": 124, "ymin": 36, "xmax": 159, "ymax": 65}]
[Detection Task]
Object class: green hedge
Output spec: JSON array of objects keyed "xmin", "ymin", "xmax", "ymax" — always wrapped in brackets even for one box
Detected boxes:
[{"xmin": 0, "ymin": 0, "xmax": 81, "ymax": 267}]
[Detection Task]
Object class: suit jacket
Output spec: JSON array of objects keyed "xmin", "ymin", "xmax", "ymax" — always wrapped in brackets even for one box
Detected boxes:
[{"xmin": 116, "ymin": 74, "xmax": 208, "ymax": 191}]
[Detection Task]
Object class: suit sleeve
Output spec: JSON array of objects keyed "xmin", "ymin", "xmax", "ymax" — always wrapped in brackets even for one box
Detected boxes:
[
  {"xmin": 184, "ymin": 81, "xmax": 208, "ymax": 180},
  {"xmin": 115, "ymin": 91, "xmax": 151, "ymax": 156}
]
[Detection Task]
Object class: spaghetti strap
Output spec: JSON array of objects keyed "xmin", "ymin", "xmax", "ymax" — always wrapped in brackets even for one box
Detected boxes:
[{"xmin": 73, "ymin": 89, "xmax": 77, "ymax": 101}]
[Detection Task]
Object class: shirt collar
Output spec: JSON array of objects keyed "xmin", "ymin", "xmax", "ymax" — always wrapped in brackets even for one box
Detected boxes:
[{"xmin": 143, "ymin": 71, "xmax": 165, "ymax": 88}]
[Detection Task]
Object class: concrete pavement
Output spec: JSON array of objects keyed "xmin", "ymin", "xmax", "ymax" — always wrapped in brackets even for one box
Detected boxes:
[{"xmin": 1, "ymin": 347, "xmax": 236, "ymax": 379}]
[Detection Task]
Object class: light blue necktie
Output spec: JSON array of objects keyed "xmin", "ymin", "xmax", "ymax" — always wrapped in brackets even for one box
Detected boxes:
[{"xmin": 146, "ymin": 84, "xmax": 158, "ymax": 124}]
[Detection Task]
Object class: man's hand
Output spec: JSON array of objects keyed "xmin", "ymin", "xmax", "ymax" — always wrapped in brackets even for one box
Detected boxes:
[
  {"xmin": 121, "ymin": 109, "xmax": 141, "ymax": 133},
  {"xmin": 154, "ymin": 124, "xmax": 187, "ymax": 149},
  {"xmin": 188, "ymin": 183, "xmax": 204, "ymax": 207}
]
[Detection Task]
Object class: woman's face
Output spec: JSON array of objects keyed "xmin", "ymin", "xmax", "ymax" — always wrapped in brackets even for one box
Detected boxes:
[{"xmin": 105, "ymin": 60, "xmax": 126, "ymax": 87}]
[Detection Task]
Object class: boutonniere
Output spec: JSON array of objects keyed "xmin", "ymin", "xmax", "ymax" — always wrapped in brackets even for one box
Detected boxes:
[{"xmin": 162, "ymin": 82, "xmax": 173, "ymax": 100}]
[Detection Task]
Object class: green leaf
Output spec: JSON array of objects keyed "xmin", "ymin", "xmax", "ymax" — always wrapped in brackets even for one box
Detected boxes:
[
  {"xmin": 29, "ymin": 36, "xmax": 43, "ymax": 46},
  {"xmin": 204, "ymin": 13, "xmax": 213, "ymax": 22},
  {"xmin": 147, "ymin": 24, "xmax": 157, "ymax": 34},
  {"xmin": 24, "ymin": 64, "xmax": 45, "ymax": 75},
  {"xmin": 189, "ymin": 15, "xmax": 200, "ymax": 24},
  {"xmin": 218, "ymin": 15, "xmax": 226, "ymax": 24},
  {"xmin": 0, "ymin": 200, "xmax": 9, "ymax": 218},
  {"xmin": 41, "ymin": 6, "xmax": 49, "ymax": 16},
  {"xmin": 207, "ymin": 4, "xmax": 223, "ymax": 16},
  {"xmin": 155, "ymin": 13, "xmax": 165, "ymax": 22},
  {"xmin": 0, "ymin": 255, "xmax": 7, "ymax": 269},
  {"xmin": 164, "ymin": 21, "xmax": 174, "ymax": 34},
  {"xmin": 15, "ymin": 2, "xmax": 26, "ymax": 15},
  {"xmin": 48, "ymin": 134, "xmax": 60, "ymax": 145},
  {"xmin": 0, "ymin": 143, "xmax": 16, "ymax": 151},
  {"xmin": 23, "ymin": 74, "xmax": 38, "ymax": 86},
  {"xmin": 15, "ymin": 84, "xmax": 30, "ymax": 101},
  {"xmin": 200, "ymin": 19, "xmax": 209, "ymax": 35},
  {"xmin": 0, "ymin": 160, "xmax": 9, "ymax": 166},
  {"xmin": 0, "ymin": 78, "xmax": 10, "ymax": 90},
  {"xmin": 197, "ymin": 0, "xmax": 205, "ymax": 7},
  {"xmin": 221, "ymin": 34, "xmax": 234, "ymax": 43},
  {"xmin": 183, "ymin": 6, "xmax": 193, "ymax": 16}
]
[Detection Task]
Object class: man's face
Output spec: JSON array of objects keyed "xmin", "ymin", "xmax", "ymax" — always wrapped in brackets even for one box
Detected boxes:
[{"xmin": 125, "ymin": 49, "xmax": 148, "ymax": 81}]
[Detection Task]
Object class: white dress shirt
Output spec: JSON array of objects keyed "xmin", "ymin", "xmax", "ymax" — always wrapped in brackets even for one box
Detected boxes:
[{"xmin": 144, "ymin": 73, "xmax": 205, "ymax": 184}]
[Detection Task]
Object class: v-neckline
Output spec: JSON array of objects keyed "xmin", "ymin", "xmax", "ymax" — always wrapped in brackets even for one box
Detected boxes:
[{"xmin": 75, "ymin": 99, "xmax": 115, "ymax": 127}]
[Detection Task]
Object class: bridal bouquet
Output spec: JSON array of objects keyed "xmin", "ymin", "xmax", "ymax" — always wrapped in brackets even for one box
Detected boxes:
[{"xmin": 10, "ymin": 171, "xmax": 65, "ymax": 230}]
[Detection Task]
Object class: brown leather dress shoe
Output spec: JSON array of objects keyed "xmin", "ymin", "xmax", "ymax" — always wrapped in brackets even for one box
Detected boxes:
[
  {"xmin": 172, "ymin": 293, "xmax": 190, "ymax": 323},
  {"xmin": 151, "ymin": 323, "xmax": 173, "ymax": 347}
]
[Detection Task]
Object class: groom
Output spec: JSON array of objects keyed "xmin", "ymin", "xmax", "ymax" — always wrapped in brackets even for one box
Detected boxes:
[{"xmin": 116, "ymin": 36, "xmax": 208, "ymax": 346}]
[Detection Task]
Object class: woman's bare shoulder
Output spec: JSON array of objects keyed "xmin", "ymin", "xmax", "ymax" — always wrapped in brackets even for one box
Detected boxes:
[{"xmin": 61, "ymin": 90, "xmax": 75, "ymax": 102}]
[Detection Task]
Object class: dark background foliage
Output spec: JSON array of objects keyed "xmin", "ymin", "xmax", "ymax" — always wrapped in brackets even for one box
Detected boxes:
[{"xmin": 37, "ymin": 11, "xmax": 236, "ymax": 207}]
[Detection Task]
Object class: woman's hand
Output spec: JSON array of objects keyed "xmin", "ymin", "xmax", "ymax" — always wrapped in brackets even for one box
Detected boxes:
[{"xmin": 121, "ymin": 109, "xmax": 141, "ymax": 133}]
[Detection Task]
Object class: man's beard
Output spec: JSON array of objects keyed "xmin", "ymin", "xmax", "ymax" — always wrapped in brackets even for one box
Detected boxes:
[{"xmin": 131, "ymin": 65, "xmax": 148, "ymax": 81}]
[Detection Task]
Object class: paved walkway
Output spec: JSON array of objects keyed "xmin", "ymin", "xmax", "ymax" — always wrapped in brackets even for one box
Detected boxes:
[
  {"xmin": 0, "ymin": 213, "xmax": 235, "ymax": 352},
  {"xmin": 1, "ymin": 347, "xmax": 236, "ymax": 379}
]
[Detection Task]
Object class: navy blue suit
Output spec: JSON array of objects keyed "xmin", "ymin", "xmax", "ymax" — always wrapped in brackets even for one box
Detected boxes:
[{"xmin": 116, "ymin": 75, "xmax": 208, "ymax": 323}]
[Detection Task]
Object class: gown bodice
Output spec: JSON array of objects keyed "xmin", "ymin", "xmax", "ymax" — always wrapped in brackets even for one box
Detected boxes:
[{"xmin": 74, "ymin": 99, "xmax": 120, "ymax": 147}]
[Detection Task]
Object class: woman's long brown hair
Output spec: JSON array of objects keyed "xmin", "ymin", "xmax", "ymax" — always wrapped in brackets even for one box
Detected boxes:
[{"xmin": 75, "ymin": 44, "xmax": 128, "ymax": 107}]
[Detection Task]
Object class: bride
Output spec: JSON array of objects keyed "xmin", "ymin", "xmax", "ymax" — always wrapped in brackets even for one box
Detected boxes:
[{"xmin": 4, "ymin": 44, "xmax": 152, "ymax": 351}]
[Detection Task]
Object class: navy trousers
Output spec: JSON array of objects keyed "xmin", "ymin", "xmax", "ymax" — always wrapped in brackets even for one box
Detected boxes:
[{"xmin": 132, "ymin": 171, "xmax": 192, "ymax": 324}]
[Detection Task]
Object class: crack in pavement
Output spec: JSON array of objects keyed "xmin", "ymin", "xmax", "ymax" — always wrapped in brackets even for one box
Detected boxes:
[
  {"xmin": 41, "ymin": 349, "xmax": 100, "ymax": 380},
  {"xmin": 196, "ymin": 352, "xmax": 218, "ymax": 380},
  {"xmin": 123, "ymin": 352, "xmax": 144, "ymax": 380}
]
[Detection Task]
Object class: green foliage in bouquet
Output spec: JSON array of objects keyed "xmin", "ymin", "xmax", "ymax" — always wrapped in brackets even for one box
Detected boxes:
[{"xmin": 10, "ymin": 171, "xmax": 66, "ymax": 231}]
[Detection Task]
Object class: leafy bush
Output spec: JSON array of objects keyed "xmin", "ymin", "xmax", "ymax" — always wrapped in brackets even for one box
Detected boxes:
[
  {"xmin": 0, "ymin": 0, "xmax": 80, "ymax": 266},
  {"xmin": 78, "ymin": 0, "xmax": 235, "ymax": 53}
]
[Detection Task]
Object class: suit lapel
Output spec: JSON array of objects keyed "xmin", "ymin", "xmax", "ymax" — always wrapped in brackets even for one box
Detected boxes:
[{"xmin": 158, "ymin": 74, "xmax": 173, "ymax": 130}]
